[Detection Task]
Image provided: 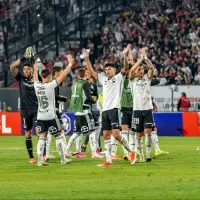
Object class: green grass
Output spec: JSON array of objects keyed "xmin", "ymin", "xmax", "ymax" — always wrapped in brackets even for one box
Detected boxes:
[{"xmin": 0, "ymin": 136, "xmax": 200, "ymax": 200}]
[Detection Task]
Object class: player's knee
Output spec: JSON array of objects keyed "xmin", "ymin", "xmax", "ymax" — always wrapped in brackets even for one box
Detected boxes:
[{"xmin": 25, "ymin": 130, "xmax": 32, "ymax": 138}]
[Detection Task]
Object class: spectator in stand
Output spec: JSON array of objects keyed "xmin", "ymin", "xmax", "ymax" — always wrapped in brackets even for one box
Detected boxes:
[{"xmin": 177, "ymin": 92, "xmax": 191, "ymax": 112}]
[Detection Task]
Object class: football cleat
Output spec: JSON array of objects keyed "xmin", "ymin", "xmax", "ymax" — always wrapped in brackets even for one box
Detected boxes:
[
  {"xmin": 130, "ymin": 152, "xmax": 137, "ymax": 164},
  {"xmin": 155, "ymin": 150, "xmax": 169, "ymax": 156},
  {"xmin": 61, "ymin": 159, "xmax": 72, "ymax": 165},
  {"xmin": 76, "ymin": 152, "xmax": 86, "ymax": 158},
  {"xmin": 81, "ymin": 146, "xmax": 87, "ymax": 152},
  {"xmin": 111, "ymin": 154, "xmax": 121, "ymax": 160},
  {"xmin": 29, "ymin": 158, "xmax": 35, "ymax": 163},
  {"xmin": 37, "ymin": 161, "xmax": 49, "ymax": 166},
  {"xmin": 146, "ymin": 157, "xmax": 152, "ymax": 162},
  {"xmin": 97, "ymin": 161, "xmax": 113, "ymax": 167},
  {"xmin": 197, "ymin": 147, "xmax": 200, "ymax": 150},
  {"xmin": 123, "ymin": 153, "xmax": 129, "ymax": 161}
]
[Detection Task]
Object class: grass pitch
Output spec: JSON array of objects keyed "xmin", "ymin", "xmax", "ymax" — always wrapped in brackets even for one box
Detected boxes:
[{"xmin": 0, "ymin": 136, "xmax": 200, "ymax": 200}]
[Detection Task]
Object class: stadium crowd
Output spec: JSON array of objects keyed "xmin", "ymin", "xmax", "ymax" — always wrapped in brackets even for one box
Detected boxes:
[{"xmin": 6, "ymin": 0, "xmax": 200, "ymax": 86}]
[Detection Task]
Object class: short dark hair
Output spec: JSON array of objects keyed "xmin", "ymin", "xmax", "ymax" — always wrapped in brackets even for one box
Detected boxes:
[
  {"xmin": 181, "ymin": 92, "xmax": 186, "ymax": 97},
  {"xmin": 41, "ymin": 69, "xmax": 51, "ymax": 78},
  {"xmin": 77, "ymin": 68, "xmax": 86, "ymax": 78},
  {"xmin": 52, "ymin": 66, "xmax": 62, "ymax": 76},
  {"xmin": 23, "ymin": 62, "xmax": 33, "ymax": 67},
  {"xmin": 104, "ymin": 63, "xmax": 115, "ymax": 69}
]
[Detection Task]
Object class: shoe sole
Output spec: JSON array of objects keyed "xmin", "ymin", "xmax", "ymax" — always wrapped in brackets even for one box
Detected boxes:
[
  {"xmin": 97, "ymin": 164, "xmax": 112, "ymax": 167},
  {"xmin": 123, "ymin": 157, "xmax": 129, "ymax": 161},
  {"xmin": 146, "ymin": 158, "xmax": 152, "ymax": 162}
]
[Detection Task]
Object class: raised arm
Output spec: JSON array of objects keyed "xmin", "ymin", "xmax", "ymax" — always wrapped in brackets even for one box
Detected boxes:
[
  {"xmin": 145, "ymin": 56, "xmax": 155, "ymax": 79},
  {"xmin": 122, "ymin": 44, "xmax": 131, "ymax": 73},
  {"xmin": 33, "ymin": 63, "xmax": 39, "ymax": 82},
  {"xmin": 129, "ymin": 56, "xmax": 145, "ymax": 79},
  {"xmin": 82, "ymin": 49, "xmax": 98, "ymax": 80},
  {"xmin": 10, "ymin": 59, "xmax": 20, "ymax": 77},
  {"xmin": 56, "ymin": 54, "xmax": 73, "ymax": 85}
]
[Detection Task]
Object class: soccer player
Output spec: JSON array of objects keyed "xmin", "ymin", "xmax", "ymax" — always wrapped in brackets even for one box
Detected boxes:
[
  {"xmin": 10, "ymin": 47, "xmax": 38, "ymax": 163},
  {"xmin": 129, "ymin": 48, "xmax": 154, "ymax": 162},
  {"xmin": 33, "ymin": 54, "xmax": 73, "ymax": 166},
  {"xmin": 65, "ymin": 68, "xmax": 103, "ymax": 158},
  {"xmin": 44, "ymin": 66, "xmax": 70, "ymax": 161},
  {"xmin": 83, "ymin": 48, "xmax": 136, "ymax": 166},
  {"xmin": 80, "ymin": 74, "xmax": 101, "ymax": 154}
]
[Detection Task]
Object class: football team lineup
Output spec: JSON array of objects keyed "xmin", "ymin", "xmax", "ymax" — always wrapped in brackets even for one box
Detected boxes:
[{"xmin": 1, "ymin": 46, "xmax": 199, "ymax": 200}]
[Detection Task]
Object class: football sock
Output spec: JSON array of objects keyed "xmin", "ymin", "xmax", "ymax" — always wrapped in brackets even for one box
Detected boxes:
[
  {"xmin": 95, "ymin": 128, "xmax": 100, "ymax": 149},
  {"xmin": 76, "ymin": 134, "xmax": 82, "ymax": 152},
  {"xmin": 46, "ymin": 133, "xmax": 52, "ymax": 155},
  {"xmin": 66, "ymin": 133, "xmax": 79, "ymax": 154},
  {"xmin": 56, "ymin": 136, "xmax": 65, "ymax": 162},
  {"xmin": 111, "ymin": 135, "xmax": 118, "ymax": 155},
  {"xmin": 37, "ymin": 137, "xmax": 47, "ymax": 161},
  {"xmin": 61, "ymin": 132, "xmax": 67, "ymax": 153},
  {"xmin": 89, "ymin": 131, "xmax": 97, "ymax": 155},
  {"xmin": 26, "ymin": 137, "xmax": 34, "ymax": 158},
  {"xmin": 104, "ymin": 139, "xmax": 112, "ymax": 162},
  {"xmin": 119, "ymin": 136, "xmax": 133, "ymax": 153},
  {"xmin": 145, "ymin": 134, "xmax": 152, "ymax": 158},
  {"xmin": 129, "ymin": 131, "xmax": 135, "ymax": 152},
  {"xmin": 121, "ymin": 131, "xmax": 128, "ymax": 154},
  {"xmin": 136, "ymin": 136, "xmax": 142, "ymax": 155},
  {"xmin": 151, "ymin": 131, "xmax": 160, "ymax": 152}
]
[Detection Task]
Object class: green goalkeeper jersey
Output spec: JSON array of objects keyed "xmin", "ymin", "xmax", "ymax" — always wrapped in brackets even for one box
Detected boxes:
[
  {"xmin": 69, "ymin": 79, "xmax": 85, "ymax": 113},
  {"xmin": 121, "ymin": 78, "xmax": 133, "ymax": 108}
]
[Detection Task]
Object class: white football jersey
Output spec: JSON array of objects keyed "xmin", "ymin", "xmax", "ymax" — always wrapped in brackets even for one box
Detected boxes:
[
  {"xmin": 98, "ymin": 72, "xmax": 125, "ymax": 111},
  {"xmin": 129, "ymin": 75, "xmax": 153, "ymax": 110},
  {"xmin": 34, "ymin": 80, "xmax": 57, "ymax": 120}
]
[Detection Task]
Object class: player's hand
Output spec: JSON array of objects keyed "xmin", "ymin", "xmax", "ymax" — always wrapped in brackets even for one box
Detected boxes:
[
  {"xmin": 123, "ymin": 44, "xmax": 131, "ymax": 56},
  {"xmin": 66, "ymin": 98, "xmax": 70, "ymax": 104},
  {"xmin": 81, "ymin": 48, "xmax": 89, "ymax": 59},
  {"xmin": 92, "ymin": 96, "xmax": 97, "ymax": 101},
  {"xmin": 67, "ymin": 54, "xmax": 73, "ymax": 65}
]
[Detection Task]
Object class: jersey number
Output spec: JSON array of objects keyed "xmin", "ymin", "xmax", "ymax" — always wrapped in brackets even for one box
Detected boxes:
[
  {"xmin": 38, "ymin": 96, "xmax": 48, "ymax": 109},
  {"xmin": 133, "ymin": 118, "xmax": 139, "ymax": 124}
]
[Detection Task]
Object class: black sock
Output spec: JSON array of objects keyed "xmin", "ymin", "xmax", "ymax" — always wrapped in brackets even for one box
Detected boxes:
[
  {"xmin": 84, "ymin": 134, "xmax": 89, "ymax": 146},
  {"xmin": 25, "ymin": 137, "xmax": 34, "ymax": 158}
]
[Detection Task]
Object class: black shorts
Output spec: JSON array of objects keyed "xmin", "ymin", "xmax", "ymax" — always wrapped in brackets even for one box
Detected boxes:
[
  {"xmin": 91, "ymin": 110, "xmax": 100, "ymax": 127},
  {"xmin": 56, "ymin": 110, "xmax": 63, "ymax": 124},
  {"xmin": 37, "ymin": 118, "xmax": 61, "ymax": 136},
  {"xmin": 121, "ymin": 107, "xmax": 133, "ymax": 128},
  {"xmin": 102, "ymin": 108, "xmax": 121, "ymax": 131},
  {"xmin": 20, "ymin": 108, "xmax": 37, "ymax": 131},
  {"xmin": 74, "ymin": 113, "xmax": 95, "ymax": 135},
  {"xmin": 132, "ymin": 109, "xmax": 155, "ymax": 133}
]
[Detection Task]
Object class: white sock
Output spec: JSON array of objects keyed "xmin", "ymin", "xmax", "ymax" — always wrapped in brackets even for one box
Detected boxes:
[
  {"xmin": 95, "ymin": 128, "xmax": 100, "ymax": 149},
  {"xmin": 121, "ymin": 131, "xmax": 128, "ymax": 154},
  {"xmin": 46, "ymin": 133, "xmax": 52, "ymax": 155},
  {"xmin": 119, "ymin": 136, "xmax": 133, "ymax": 153},
  {"xmin": 104, "ymin": 139, "xmax": 112, "ymax": 162},
  {"xmin": 61, "ymin": 132, "xmax": 67, "ymax": 154},
  {"xmin": 56, "ymin": 136, "xmax": 65, "ymax": 162},
  {"xmin": 136, "ymin": 136, "xmax": 143, "ymax": 158},
  {"xmin": 129, "ymin": 131, "xmax": 135, "ymax": 152},
  {"xmin": 89, "ymin": 131, "xmax": 97, "ymax": 155},
  {"xmin": 145, "ymin": 134, "xmax": 152, "ymax": 158},
  {"xmin": 111, "ymin": 135, "xmax": 118, "ymax": 155},
  {"xmin": 66, "ymin": 133, "xmax": 79, "ymax": 154},
  {"xmin": 151, "ymin": 131, "xmax": 160, "ymax": 152},
  {"xmin": 76, "ymin": 134, "xmax": 82, "ymax": 152},
  {"xmin": 37, "ymin": 137, "xmax": 47, "ymax": 161}
]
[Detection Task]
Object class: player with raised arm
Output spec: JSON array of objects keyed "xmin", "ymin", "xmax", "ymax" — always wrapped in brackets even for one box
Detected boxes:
[
  {"xmin": 129, "ymin": 48, "xmax": 154, "ymax": 162},
  {"xmin": 10, "ymin": 47, "xmax": 38, "ymax": 163},
  {"xmin": 44, "ymin": 66, "xmax": 70, "ymax": 161},
  {"xmin": 33, "ymin": 55, "xmax": 73, "ymax": 166},
  {"xmin": 83, "ymin": 48, "xmax": 136, "ymax": 167},
  {"xmin": 65, "ymin": 68, "xmax": 103, "ymax": 158}
]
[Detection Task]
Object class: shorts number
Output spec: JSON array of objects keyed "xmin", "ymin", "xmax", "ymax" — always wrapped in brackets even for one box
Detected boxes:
[{"xmin": 133, "ymin": 118, "xmax": 139, "ymax": 124}]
